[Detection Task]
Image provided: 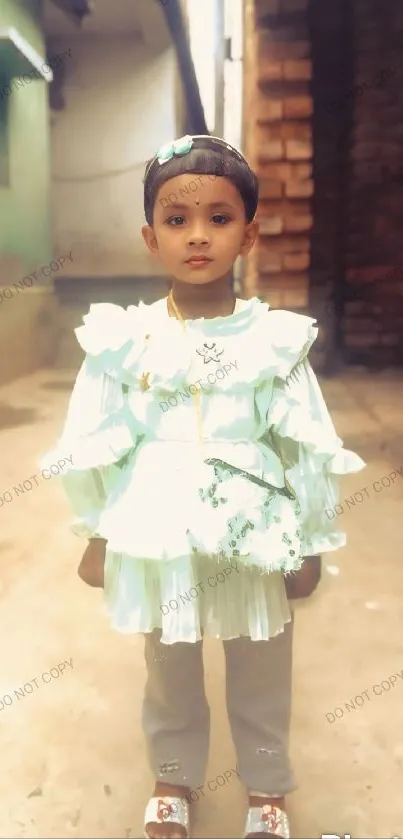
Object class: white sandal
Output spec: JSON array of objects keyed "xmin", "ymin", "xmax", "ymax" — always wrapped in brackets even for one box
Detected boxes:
[
  {"xmin": 244, "ymin": 802, "xmax": 290, "ymax": 838},
  {"xmin": 144, "ymin": 795, "xmax": 190, "ymax": 838}
]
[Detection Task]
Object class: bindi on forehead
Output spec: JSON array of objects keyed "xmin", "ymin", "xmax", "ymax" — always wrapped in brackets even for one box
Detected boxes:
[
  {"xmin": 158, "ymin": 174, "xmax": 215, "ymax": 208},
  {"xmin": 156, "ymin": 173, "xmax": 243, "ymax": 212}
]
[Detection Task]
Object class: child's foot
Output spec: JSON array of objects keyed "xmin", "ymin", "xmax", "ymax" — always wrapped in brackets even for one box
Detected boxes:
[
  {"xmin": 245, "ymin": 795, "xmax": 289, "ymax": 838},
  {"xmin": 144, "ymin": 782, "xmax": 190, "ymax": 839}
]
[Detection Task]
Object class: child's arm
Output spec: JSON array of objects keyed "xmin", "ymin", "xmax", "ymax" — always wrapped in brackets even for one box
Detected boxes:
[
  {"xmin": 267, "ymin": 349, "xmax": 365, "ymax": 557},
  {"xmin": 40, "ymin": 352, "xmax": 138, "ymax": 540}
]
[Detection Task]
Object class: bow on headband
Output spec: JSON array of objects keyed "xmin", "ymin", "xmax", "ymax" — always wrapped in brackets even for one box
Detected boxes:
[{"xmin": 156, "ymin": 135, "xmax": 193, "ymax": 166}]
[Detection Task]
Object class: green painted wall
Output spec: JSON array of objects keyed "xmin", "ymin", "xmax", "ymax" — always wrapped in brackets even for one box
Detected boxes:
[{"xmin": 0, "ymin": 0, "xmax": 51, "ymax": 275}]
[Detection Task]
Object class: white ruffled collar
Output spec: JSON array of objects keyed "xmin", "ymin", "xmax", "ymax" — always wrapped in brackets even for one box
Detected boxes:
[
  {"xmin": 149, "ymin": 295, "xmax": 263, "ymax": 335},
  {"xmin": 74, "ymin": 298, "xmax": 318, "ymax": 392}
]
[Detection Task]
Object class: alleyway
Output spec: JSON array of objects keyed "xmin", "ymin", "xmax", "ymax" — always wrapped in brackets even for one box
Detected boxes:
[{"xmin": 0, "ymin": 366, "xmax": 402, "ymax": 839}]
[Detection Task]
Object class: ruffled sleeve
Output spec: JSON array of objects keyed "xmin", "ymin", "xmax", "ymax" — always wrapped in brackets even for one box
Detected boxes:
[
  {"xmin": 230, "ymin": 305, "xmax": 319, "ymax": 389},
  {"xmin": 73, "ymin": 302, "xmax": 150, "ymax": 382},
  {"xmin": 267, "ymin": 355, "xmax": 366, "ymax": 556},
  {"xmin": 264, "ymin": 308, "xmax": 318, "ymax": 379},
  {"xmin": 39, "ymin": 352, "xmax": 140, "ymax": 539}
]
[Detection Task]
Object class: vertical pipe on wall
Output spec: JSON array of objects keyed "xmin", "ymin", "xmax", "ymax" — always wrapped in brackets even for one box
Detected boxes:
[{"xmin": 214, "ymin": 0, "xmax": 225, "ymax": 137}]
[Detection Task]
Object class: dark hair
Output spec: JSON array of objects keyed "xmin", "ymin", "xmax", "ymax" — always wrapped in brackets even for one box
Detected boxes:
[{"xmin": 143, "ymin": 137, "xmax": 259, "ymax": 225}]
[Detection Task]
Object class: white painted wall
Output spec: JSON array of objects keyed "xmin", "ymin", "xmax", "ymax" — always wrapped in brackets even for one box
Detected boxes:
[
  {"xmin": 49, "ymin": 34, "xmax": 179, "ymax": 277},
  {"xmin": 224, "ymin": 0, "xmax": 243, "ymax": 152}
]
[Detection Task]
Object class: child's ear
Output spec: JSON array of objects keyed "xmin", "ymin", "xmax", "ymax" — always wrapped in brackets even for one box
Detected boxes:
[
  {"xmin": 239, "ymin": 218, "xmax": 259, "ymax": 257},
  {"xmin": 142, "ymin": 224, "xmax": 159, "ymax": 256}
]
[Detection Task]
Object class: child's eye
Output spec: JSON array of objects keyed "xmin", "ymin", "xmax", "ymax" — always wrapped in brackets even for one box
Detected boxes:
[
  {"xmin": 211, "ymin": 214, "xmax": 230, "ymax": 224},
  {"xmin": 166, "ymin": 216, "xmax": 185, "ymax": 226}
]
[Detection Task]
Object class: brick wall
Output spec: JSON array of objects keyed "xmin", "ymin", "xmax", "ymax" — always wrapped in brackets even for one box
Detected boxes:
[
  {"xmin": 309, "ymin": 0, "xmax": 350, "ymax": 372},
  {"xmin": 244, "ymin": 0, "xmax": 403, "ymax": 369},
  {"xmin": 243, "ymin": 0, "xmax": 313, "ymax": 313},
  {"xmin": 342, "ymin": 0, "xmax": 403, "ymax": 365}
]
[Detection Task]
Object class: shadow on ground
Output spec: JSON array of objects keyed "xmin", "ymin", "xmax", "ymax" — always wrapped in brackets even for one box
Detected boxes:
[
  {"xmin": 0, "ymin": 403, "xmax": 38, "ymax": 430},
  {"xmin": 40, "ymin": 381, "xmax": 76, "ymax": 391}
]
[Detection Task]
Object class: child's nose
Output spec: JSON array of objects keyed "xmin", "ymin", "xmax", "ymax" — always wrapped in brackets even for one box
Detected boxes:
[{"xmin": 187, "ymin": 224, "xmax": 209, "ymax": 246}]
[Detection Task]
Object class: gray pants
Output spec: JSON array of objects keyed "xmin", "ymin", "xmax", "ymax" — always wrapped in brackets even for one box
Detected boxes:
[{"xmin": 141, "ymin": 615, "xmax": 296, "ymax": 795}]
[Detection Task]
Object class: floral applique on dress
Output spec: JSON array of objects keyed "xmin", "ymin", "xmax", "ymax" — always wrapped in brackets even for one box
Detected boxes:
[{"xmin": 196, "ymin": 457, "xmax": 302, "ymax": 568}]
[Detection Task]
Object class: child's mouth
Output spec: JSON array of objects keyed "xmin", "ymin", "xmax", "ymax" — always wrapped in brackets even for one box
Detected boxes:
[{"xmin": 185, "ymin": 257, "xmax": 212, "ymax": 268}]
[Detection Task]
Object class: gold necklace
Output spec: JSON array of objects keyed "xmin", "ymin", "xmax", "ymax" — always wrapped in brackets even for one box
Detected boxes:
[{"xmin": 168, "ymin": 290, "xmax": 204, "ymax": 455}]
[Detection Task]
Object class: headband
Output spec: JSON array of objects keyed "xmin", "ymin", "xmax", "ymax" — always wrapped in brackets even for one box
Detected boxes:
[{"xmin": 143, "ymin": 134, "xmax": 250, "ymax": 184}]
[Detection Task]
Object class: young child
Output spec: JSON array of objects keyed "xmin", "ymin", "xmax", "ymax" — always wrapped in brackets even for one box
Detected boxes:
[{"xmin": 40, "ymin": 134, "xmax": 365, "ymax": 839}]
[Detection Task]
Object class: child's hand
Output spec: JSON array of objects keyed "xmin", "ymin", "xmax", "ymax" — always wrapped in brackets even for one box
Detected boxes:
[
  {"xmin": 78, "ymin": 538, "xmax": 106, "ymax": 588},
  {"xmin": 284, "ymin": 555, "xmax": 321, "ymax": 598}
]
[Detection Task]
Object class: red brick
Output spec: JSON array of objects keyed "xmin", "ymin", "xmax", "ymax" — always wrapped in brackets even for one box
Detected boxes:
[
  {"xmin": 255, "ymin": 124, "xmax": 282, "ymax": 144},
  {"xmin": 259, "ymin": 273, "xmax": 309, "ymax": 307},
  {"xmin": 285, "ymin": 180, "xmax": 314, "ymax": 197},
  {"xmin": 277, "ymin": 273, "xmax": 309, "ymax": 291},
  {"xmin": 346, "ymin": 266, "xmax": 391, "ymax": 283},
  {"xmin": 293, "ymin": 162, "xmax": 312, "ymax": 179},
  {"xmin": 258, "ymin": 162, "xmax": 294, "ymax": 180},
  {"xmin": 259, "ymin": 216, "xmax": 284, "ymax": 235},
  {"xmin": 257, "ymin": 141, "xmax": 284, "ymax": 161},
  {"xmin": 283, "ymin": 60, "xmax": 312, "ymax": 81},
  {"xmin": 350, "ymin": 143, "xmax": 383, "ymax": 162},
  {"xmin": 345, "ymin": 301, "xmax": 372, "ymax": 315},
  {"xmin": 283, "ymin": 96, "xmax": 313, "ymax": 119},
  {"xmin": 271, "ymin": 24, "xmax": 310, "ymax": 44},
  {"xmin": 257, "ymin": 250, "xmax": 283, "ymax": 273},
  {"xmin": 258, "ymin": 61, "xmax": 284, "ymax": 83},
  {"xmin": 380, "ymin": 334, "xmax": 401, "ymax": 346},
  {"xmin": 259, "ymin": 180, "xmax": 283, "ymax": 198},
  {"xmin": 264, "ymin": 25, "xmax": 309, "ymax": 42},
  {"xmin": 283, "ymin": 252, "xmax": 310, "ymax": 271},
  {"xmin": 281, "ymin": 0, "xmax": 308, "ymax": 9},
  {"xmin": 282, "ymin": 122, "xmax": 312, "ymax": 140},
  {"xmin": 342, "ymin": 317, "xmax": 379, "ymax": 332},
  {"xmin": 276, "ymin": 234, "xmax": 309, "ymax": 253},
  {"xmin": 256, "ymin": 99, "xmax": 283, "ymax": 122},
  {"xmin": 254, "ymin": 289, "xmax": 271, "ymax": 304},
  {"xmin": 344, "ymin": 333, "xmax": 378, "ymax": 347},
  {"xmin": 259, "ymin": 200, "xmax": 288, "ymax": 216},
  {"xmin": 259, "ymin": 199, "xmax": 311, "ymax": 217},
  {"xmin": 285, "ymin": 139, "xmax": 312, "ymax": 160},
  {"xmin": 284, "ymin": 214, "xmax": 313, "ymax": 232},
  {"xmin": 257, "ymin": 36, "xmax": 310, "ymax": 62},
  {"xmin": 282, "ymin": 289, "xmax": 309, "ymax": 308},
  {"xmin": 258, "ymin": 288, "xmax": 283, "ymax": 308},
  {"xmin": 255, "ymin": 0, "xmax": 281, "ymax": 15}
]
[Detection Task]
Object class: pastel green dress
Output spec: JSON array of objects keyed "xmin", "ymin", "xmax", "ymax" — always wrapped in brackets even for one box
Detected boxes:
[{"xmin": 40, "ymin": 296, "xmax": 365, "ymax": 644}]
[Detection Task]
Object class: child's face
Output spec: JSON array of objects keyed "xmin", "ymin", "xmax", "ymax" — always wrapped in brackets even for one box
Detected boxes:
[{"xmin": 142, "ymin": 174, "xmax": 258, "ymax": 285}]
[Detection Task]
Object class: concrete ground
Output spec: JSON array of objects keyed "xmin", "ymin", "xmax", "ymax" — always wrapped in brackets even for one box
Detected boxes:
[{"xmin": 0, "ymin": 366, "xmax": 402, "ymax": 839}]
